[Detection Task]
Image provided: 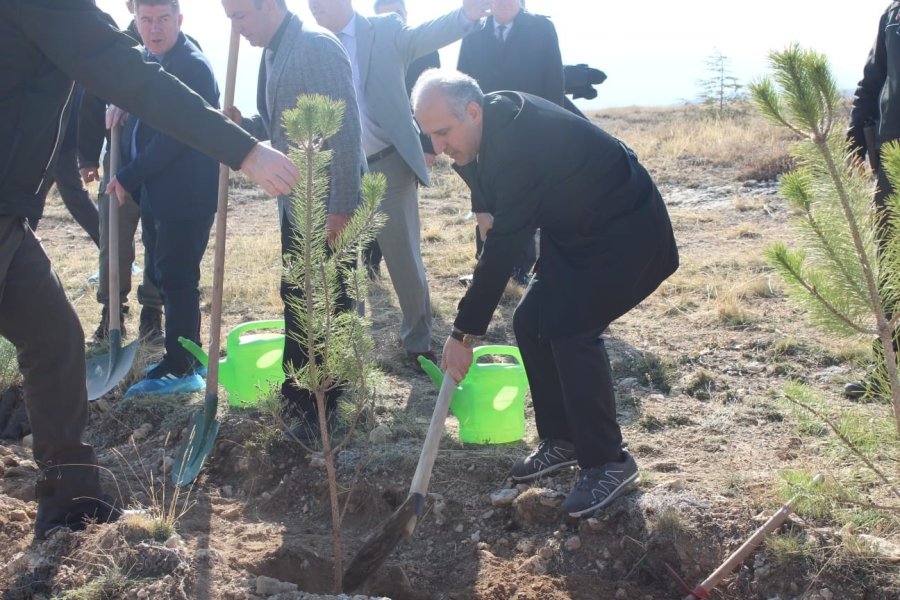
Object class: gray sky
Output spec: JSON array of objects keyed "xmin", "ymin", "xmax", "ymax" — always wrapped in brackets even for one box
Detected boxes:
[{"xmin": 97, "ymin": 0, "xmax": 889, "ymax": 111}]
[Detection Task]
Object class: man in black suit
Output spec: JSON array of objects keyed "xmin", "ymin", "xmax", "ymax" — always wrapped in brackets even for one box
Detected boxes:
[
  {"xmin": 456, "ymin": 0, "xmax": 564, "ymax": 284},
  {"xmin": 107, "ymin": 0, "xmax": 220, "ymax": 396},
  {"xmin": 413, "ymin": 71, "xmax": 678, "ymax": 518}
]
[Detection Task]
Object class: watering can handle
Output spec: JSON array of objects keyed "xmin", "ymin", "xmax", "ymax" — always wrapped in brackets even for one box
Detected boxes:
[
  {"xmin": 178, "ymin": 336, "xmax": 209, "ymax": 368},
  {"xmin": 472, "ymin": 345, "xmax": 523, "ymax": 365},
  {"xmin": 226, "ymin": 319, "xmax": 285, "ymax": 348}
]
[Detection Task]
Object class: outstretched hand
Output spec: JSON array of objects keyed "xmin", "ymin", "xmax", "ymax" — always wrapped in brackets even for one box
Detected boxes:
[
  {"xmin": 240, "ymin": 143, "xmax": 300, "ymax": 197},
  {"xmin": 462, "ymin": 0, "xmax": 492, "ymax": 22}
]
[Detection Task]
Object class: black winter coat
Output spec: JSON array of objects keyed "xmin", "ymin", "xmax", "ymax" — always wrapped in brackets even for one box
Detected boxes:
[
  {"xmin": 453, "ymin": 93, "xmax": 679, "ymax": 339},
  {"xmin": 0, "ymin": 0, "xmax": 255, "ymax": 221}
]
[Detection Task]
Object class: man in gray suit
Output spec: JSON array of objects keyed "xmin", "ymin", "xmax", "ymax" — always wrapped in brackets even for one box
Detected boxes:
[
  {"xmin": 222, "ymin": 0, "xmax": 362, "ymax": 439},
  {"xmin": 308, "ymin": 0, "xmax": 490, "ymax": 367}
]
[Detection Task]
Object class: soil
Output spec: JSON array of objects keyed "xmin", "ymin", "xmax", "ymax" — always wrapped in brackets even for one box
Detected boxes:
[{"xmin": 1, "ymin": 109, "xmax": 898, "ymax": 600}]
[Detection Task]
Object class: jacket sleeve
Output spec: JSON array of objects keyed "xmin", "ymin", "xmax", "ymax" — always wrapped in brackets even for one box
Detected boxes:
[
  {"xmin": 539, "ymin": 19, "xmax": 565, "ymax": 107},
  {"xmin": 116, "ymin": 54, "xmax": 220, "ymax": 192},
  {"xmin": 848, "ymin": 9, "xmax": 889, "ymax": 159},
  {"xmin": 240, "ymin": 114, "xmax": 270, "ymax": 142},
  {"xmin": 77, "ymin": 89, "xmax": 107, "ymax": 169},
  {"xmin": 393, "ymin": 9, "xmax": 474, "ymax": 65},
  {"xmin": 17, "ymin": 0, "xmax": 256, "ymax": 170},
  {"xmin": 296, "ymin": 35, "xmax": 362, "ymax": 215},
  {"xmin": 454, "ymin": 156, "xmax": 540, "ymax": 335}
]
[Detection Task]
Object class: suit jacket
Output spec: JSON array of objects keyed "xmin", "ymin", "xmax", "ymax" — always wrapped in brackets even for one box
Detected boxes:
[
  {"xmin": 242, "ymin": 15, "xmax": 361, "ymax": 222},
  {"xmin": 115, "ymin": 32, "xmax": 219, "ymax": 221},
  {"xmin": 354, "ymin": 10, "xmax": 471, "ymax": 186},
  {"xmin": 453, "ymin": 93, "xmax": 679, "ymax": 339},
  {"xmin": 457, "ymin": 12, "xmax": 564, "ymax": 107}
]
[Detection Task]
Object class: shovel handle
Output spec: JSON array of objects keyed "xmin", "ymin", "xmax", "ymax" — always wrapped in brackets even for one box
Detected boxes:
[
  {"xmin": 409, "ymin": 374, "xmax": 456, "ymax": 498},
  {"xmin": 206, "ymin": 26, "xmax": 241, "ymax": 389},
  {"xmin": 107, "ymin": 124, "xmax": 122, "ymax": 332}
]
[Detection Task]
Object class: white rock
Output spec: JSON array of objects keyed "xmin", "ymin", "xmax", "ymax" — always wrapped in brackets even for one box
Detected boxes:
[
  {"xmin": 164, "ymin": 534, "xmax": 181, "ymax": 548},
  {"xmin": 564, "ymin": 536, "xmax": 582, "ymax": 551},
  {"xmin": 22, "ymin": 435, "xmax": 33, "ymax": 449},
  {"xmin": 516, "ymin": 539, "xmax": 534, "ymax": 554},
  {"xmin": 131, "ymin": 423, "xmax": 153, "ymax": 441},
  {"xmin": 221, "ymin": 485, "xmax": 233, "ymax": 498},
  {"xmin": 308, "ymin": 453, "xmax": 326, "ymax": 468},
  {"xmin": 255, "ymin": 575, "xmax": 297, "ymax": 595},
  {"xmin": 820, "ymin": 589, "xmax": 833, "ymax": 600},
  {"xmin": 368, "ymin": 424, "xmax": 392, "ymax": 444},
  {"xmin": 490, "ymin": 488, "xmax": 519, "ymax": 506},
  {"xmin": 470, "ymin": 530, "xmax": 480, "ymax": 543},
  {"xmin": 5, "ymin": 552, "xmax": 31, "ymax": 576},
  {"xmin": 615, "ymin": 589, "xmax": 627, "ymax": 599}
]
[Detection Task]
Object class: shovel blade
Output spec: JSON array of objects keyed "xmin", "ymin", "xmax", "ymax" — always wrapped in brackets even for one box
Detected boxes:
[
  {"xmin": 86, "ymin": 332, "xmax": 139, "ymax": 401},
  {"xmin": 342, "ymin": 493, "xmax": 421, "ymax": 593},
  {"xmin": 171, "ymin": 410, "xmax": 220, "ymax": 487}
]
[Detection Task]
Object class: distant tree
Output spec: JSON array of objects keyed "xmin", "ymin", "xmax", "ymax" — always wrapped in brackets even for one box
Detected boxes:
[
  {"xmin": 698, "ymin": 50, "xmax": 744, "ymax": 115},
  {"xmin": 750, "ymin": 44, "xmax": 900, "ymax": 435}
]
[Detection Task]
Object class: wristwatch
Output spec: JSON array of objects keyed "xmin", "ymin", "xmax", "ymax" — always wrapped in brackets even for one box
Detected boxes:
[{"xmin": 450, "ymin": 328, "xmax": 478, "ymax": 349}]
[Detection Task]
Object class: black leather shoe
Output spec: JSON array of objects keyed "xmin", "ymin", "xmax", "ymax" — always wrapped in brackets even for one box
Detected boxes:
[
  {"xmin": 34, "ymin": 494, "xmax": 121, "ymax": 540},
  {"xmin": 843, "ymin": 381, "xmax": 867, "ymax": 400}
]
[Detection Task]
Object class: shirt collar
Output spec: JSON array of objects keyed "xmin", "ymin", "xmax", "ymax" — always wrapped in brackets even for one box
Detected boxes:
[
  {"xmin": 338, "ymin": 13, "xmax": 357, "ymax": 40},
  {"xmin": 267, "ymin": 12, "xmax": 293, "ymax": 54}
]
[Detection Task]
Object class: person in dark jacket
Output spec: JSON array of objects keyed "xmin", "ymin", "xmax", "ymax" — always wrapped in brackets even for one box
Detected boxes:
[
  {"xmin": 0, "ymin": 0, "xmax": 298, "ymax": 539},
  {"xmin": 111, "ymin": 0, "xmax": 219, "ymax": 396},
  {"xmin": 457, "ymin": 0, "xmax": 564, "ymax": 285},
  {"xmin": 845, "ymin": 0, "xmax": 900, "ymax": 399},
  {"xmin": 413, "ymin": 71, "xmax": 678, "ymax": 517}
]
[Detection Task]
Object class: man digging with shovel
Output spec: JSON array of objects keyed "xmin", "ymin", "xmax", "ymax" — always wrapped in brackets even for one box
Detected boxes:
[
  {"xmin": 1, "ymin": 0, "xmax": 299, "ymax": 538},
  {"xmin": 413, "ymin": 70, "xmax": 679, "ymax": 517}
]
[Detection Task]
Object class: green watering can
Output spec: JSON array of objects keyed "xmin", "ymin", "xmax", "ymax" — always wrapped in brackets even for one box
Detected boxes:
[
  {"xmin": 179, "ymin": 320, "xmax": 285, "ymax": 408},
  {"xmin": 418, "ymin": 345, "xmax": 527, "ymax": 444}
]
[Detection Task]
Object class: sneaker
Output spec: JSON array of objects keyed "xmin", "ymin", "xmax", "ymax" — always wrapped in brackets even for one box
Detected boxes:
[
  {"xmin": 510, "ymin": 438, "xmax": 578, "ymax": 482},
  {"xmin": 138, "ymin": 307, "xmax": 163, "ymax": 343},
  {"xmin": 561, "ymin": 450, "xmax": 639, "ymax": 518},
  {"xmin": 124, "ymin": 364, "xmax": 205, "ymax": 397},
  {"xmin": 34, "ymin": 494, "xmax": 121, "ymax": 540},
  {"xmin": 91, "ymin": 305, "xmax": 128, "ymax": 343}
]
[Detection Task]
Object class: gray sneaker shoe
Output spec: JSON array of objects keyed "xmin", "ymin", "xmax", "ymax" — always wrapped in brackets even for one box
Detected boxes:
[
  {"xmin": 511, "ymin": 438, "xmax": 577, "ymax": 482},
  {"xmin": 562, "ymin": 450, "xmax": 639, "ymax": 517}
]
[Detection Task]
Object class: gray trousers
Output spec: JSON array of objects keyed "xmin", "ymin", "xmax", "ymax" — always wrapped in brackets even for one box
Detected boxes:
[
  {"xmin": 369, "ymin": 151, "xmax": 433, "ymax": 353},
  {"xmin": 96, "ymin": 157, "xmax": 161, "ymax": 309},
  {"xmin": 0, "ymin": 216, "xmax": 102, "ymax": 504}
]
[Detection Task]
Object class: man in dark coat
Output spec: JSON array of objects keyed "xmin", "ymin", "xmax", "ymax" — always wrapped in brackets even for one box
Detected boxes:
[
  {"xmin": 1, "ymin": 0, "xmax": 297, "ymax": 539},
  {"xmin": 413, "ymin": 71, "xmax": 678, "ymax": 517},
  {"xmin": 456, "ymin": 0, "xmax": 564, "ymax": 284},
  {"xmin": 845, "ymin": 0, "xmax": 900, "ymax": 399},
  {"xmin": 109, "ymin": 0, "xmax": 220, "ymax": 396}
]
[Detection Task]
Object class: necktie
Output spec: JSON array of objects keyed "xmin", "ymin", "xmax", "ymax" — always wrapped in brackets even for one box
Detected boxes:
[{"xmin": 496, "ymin": 24, "xmax": 507, "ymax": 42}]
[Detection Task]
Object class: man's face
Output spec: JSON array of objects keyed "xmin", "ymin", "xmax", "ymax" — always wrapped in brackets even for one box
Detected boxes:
[
  {"xmin": 491, "ymin": 0, "xmax": 520, "ymax": 24},
  {"xmin": 374, "ymin": 1, "xmax": 406, "ymax": 23},
  {"xmin": 222, "ymin": 0, "xmax": 277, "ymax": 47},
  {"xmin": 415, "ymin": 92, "xmax": 482, "ymax": 166},
  {"xmin": 135, "ymin": 2, "xmax": 182, "ymax": 56},
  {"xmin": 308, "ymin": 0, "xmax": 354, "ymax": 33}
]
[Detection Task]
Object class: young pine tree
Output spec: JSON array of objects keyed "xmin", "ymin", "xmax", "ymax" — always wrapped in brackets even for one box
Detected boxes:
[
  {"xmin": 280, "ymin": 94, "xmax": 386, "ymax": 591},
  {"xmin": 750, "ymin": 44, "xmax": 900, "ymax": 435}
]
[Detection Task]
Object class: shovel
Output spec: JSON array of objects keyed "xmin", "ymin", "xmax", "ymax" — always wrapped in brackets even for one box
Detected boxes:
[
  {"xmin": 171, "ymin": 26, "xmax": 240, "ymax": 487},
  {"xmin": 86, "ymin": 124, "xmax": 139, "ymax": 400},
  {"xmin": 343, "ymin": 374, "xmax": 456, "ymax": 592}
]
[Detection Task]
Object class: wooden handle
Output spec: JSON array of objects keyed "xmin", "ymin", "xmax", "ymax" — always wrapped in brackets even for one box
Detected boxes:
[
  {"xmin": 409, "ymin": 375, "xmax": 456, "ymax": 497},
  {"xmin": 108, "ymin": 124, "xmax": 122, "ymax": 332},
  {"xmin": 206, "ymin": 26, "xmax": 241, "ymax": 388}
]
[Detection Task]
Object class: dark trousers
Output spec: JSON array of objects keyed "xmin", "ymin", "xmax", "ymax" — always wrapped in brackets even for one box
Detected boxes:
[
  {"xmin": 140, "ymin": 203, "xmax": 214, "ymax": 374},
  {"xmin": 280, "ymin": 220, "xmax": 352, "ymax": 419},
  {"xmin": 0, "ymin": 216, "xmax": 102, "ymax": 506},
  {"xmin": 513, "ymin": 278, "xmax": 622, "ymax": 468},
  {"xmin": 31, "ymin": 145, "xmax": 101, "ymax": 247}
]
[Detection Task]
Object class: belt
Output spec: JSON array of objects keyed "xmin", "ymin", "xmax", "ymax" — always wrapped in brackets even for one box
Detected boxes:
[{"xmin": 366, "ymin": 145, "xmax": 396, "ymax": 165}]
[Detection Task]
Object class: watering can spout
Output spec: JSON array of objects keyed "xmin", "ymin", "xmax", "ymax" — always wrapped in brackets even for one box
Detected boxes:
[
  {"xmin": 178, "ymin": 336, "xmax": 210, "ymax": 368},
  {"xmin": 417, "ymin": 355, "xmax": 444, "ymax": 390}
]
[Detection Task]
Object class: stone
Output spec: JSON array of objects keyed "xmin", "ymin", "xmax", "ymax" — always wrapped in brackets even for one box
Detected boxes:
[
  {"xmin": 255, "ymin": 575, "xmax": 297, "ymax": 595},
  {"xmin": 490, "ymin": 488, "xmax": 519, "ymax": 506},
  {"xmin": 22, "ymin": 435, "xmax": 32, "ymax": 449},
  {"xmin": 564, "ymin": 536, "xmax": 582, "ymax": 551},
  {"xmin": 131, "ymin": 423, "xmax": 153, "ymax": 441},
  {"xmin": 368, "ymin": 424, "xmax": 392, "ymax": 444},
  {"xmin": 221, "ymin": 506, "xmax": 241, "ymax": 521},
  {"xmin": 615, "ymin": 589, "xmax": 627, "ymax": 599},
  {"xmin": 8, "ymin": 510, "xmax": 28, "ymax": 522},
  {"xmin": 521, "ymin": 555, "xmax": 547, "ymax": 575},
  {"xmin": 513, "ymin": 487, "xmax": 566, "ymax": 525}
]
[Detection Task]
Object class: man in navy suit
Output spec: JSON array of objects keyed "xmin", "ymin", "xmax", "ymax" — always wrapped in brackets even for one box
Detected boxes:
[{"xmin": 108, "ymin": 0, "xmax": 219, "ymax": 396}]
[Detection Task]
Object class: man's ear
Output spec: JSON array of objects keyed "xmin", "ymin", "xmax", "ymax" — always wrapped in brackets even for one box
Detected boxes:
[
  {"xmin": 177, "ymin": 13, "xmax": 184, "ymax": 27},
  {"xmin": 466, "ymin": 101, "xmax": 483, "ymax": 125}
]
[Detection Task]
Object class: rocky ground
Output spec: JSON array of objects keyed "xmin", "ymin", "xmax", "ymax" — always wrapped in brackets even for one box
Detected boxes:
[{"xmin": 1, "ymin": 106, "xmax": 899, "ymax": 599}]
